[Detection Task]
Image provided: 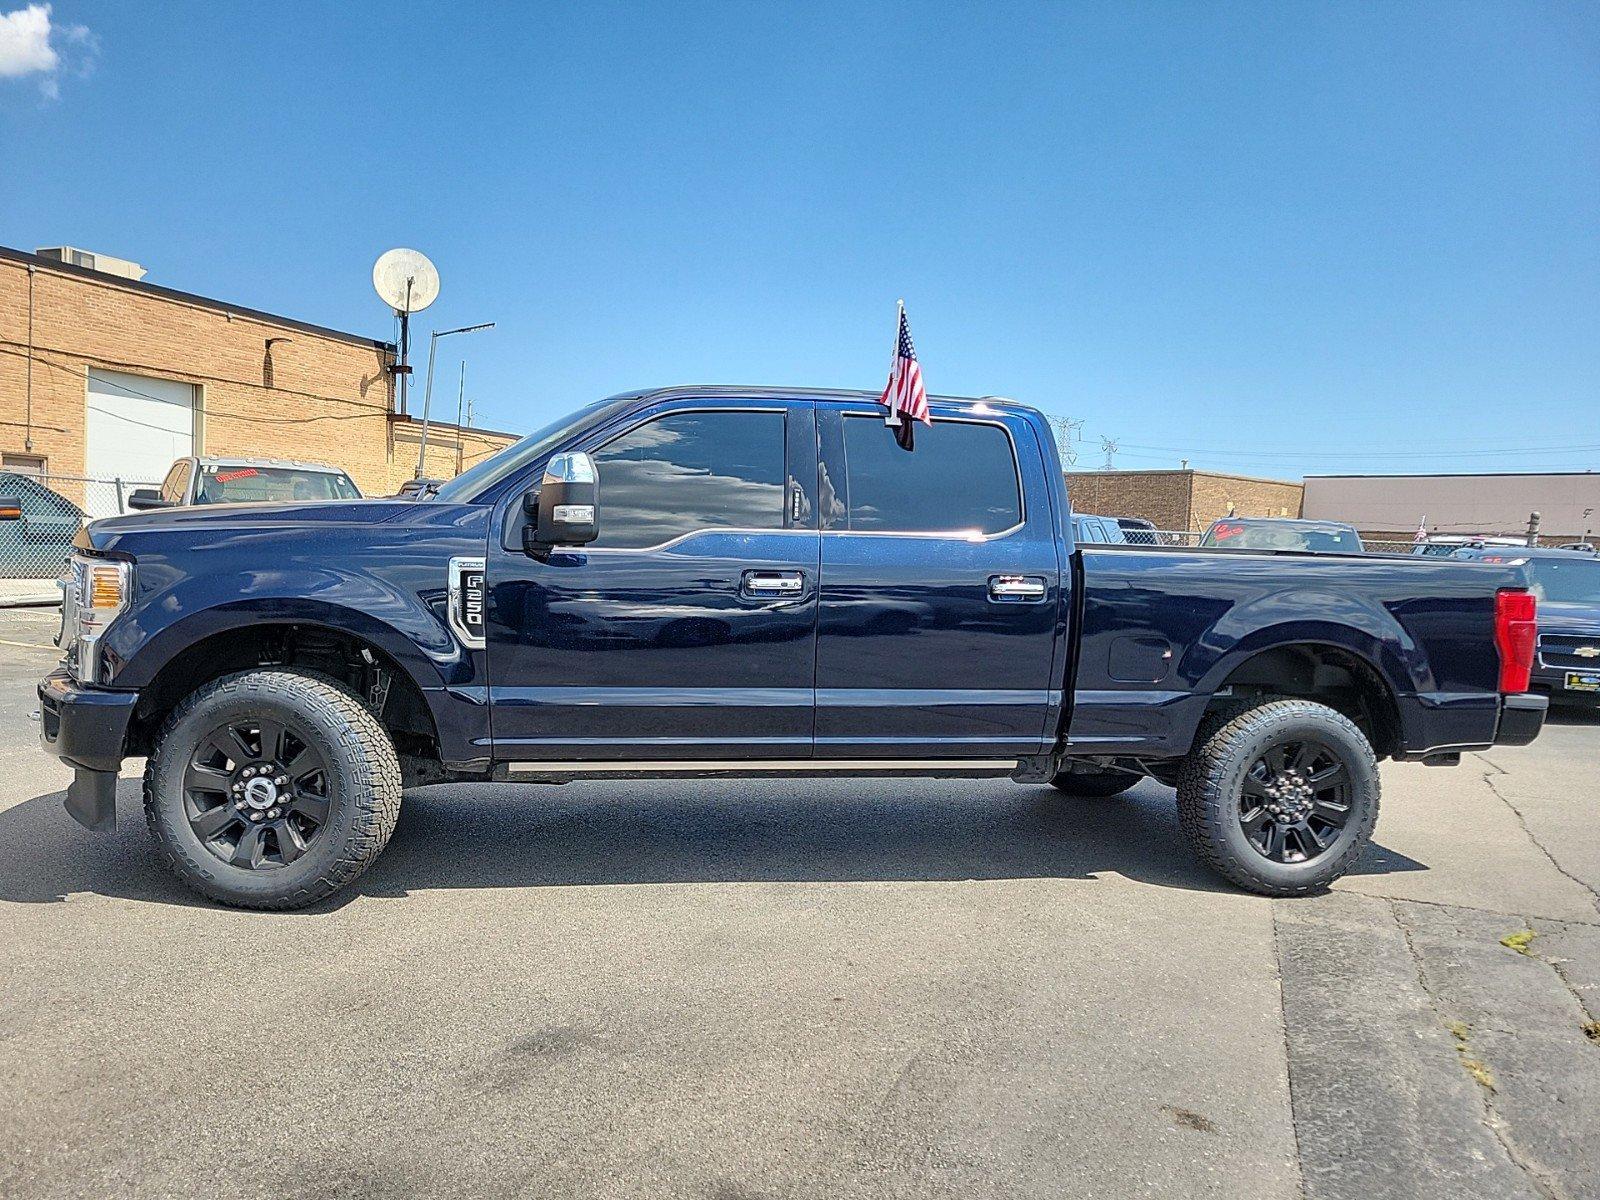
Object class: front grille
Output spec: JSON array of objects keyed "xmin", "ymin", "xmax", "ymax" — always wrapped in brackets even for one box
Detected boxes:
[{"xmin": 1538, "ymin": 633, "xmax": 1600, "ymax": 670}]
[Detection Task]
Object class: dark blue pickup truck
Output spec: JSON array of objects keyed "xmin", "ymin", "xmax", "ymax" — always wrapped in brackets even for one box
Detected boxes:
[{"xmin": 33, "ymin": 387, "xmax": 1547, "ymax": 909}]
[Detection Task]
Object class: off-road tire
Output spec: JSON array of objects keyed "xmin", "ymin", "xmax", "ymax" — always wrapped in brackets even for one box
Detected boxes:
[
  {"xmin": 144, "ymin": 669, "xmax": 402, "ymax": 910},
  {"xmin": 1049, "ymin": 769, "xmax": 1143, "ymax": 798},
  {"xmin": 1176, "ymin": 699, "xmax": 1379, "ymax": 897}
]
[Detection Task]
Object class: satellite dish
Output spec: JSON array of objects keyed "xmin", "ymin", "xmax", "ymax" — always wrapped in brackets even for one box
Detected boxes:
[{"xmin": 372, "ymin": 248, "xmax": 440, "ymax": 315}]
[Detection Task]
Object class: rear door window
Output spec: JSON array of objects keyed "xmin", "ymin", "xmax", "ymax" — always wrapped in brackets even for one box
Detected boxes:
[{"xmin": 841, "ymin": 416, "xmax": 1021, "ymax": 535}]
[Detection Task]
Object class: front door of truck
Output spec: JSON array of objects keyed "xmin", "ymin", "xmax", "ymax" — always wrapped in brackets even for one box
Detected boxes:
[
  {"xmin": 813, "ymin": 401, "xmax": 1066, "ymax": 760},
  {"xmin": 484, "ymin": 397, "xmax": 820, "ymax": 762}
]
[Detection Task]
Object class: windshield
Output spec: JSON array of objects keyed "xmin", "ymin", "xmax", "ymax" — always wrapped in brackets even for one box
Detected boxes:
[
  {"xmin": 432, "ymin": 397, "xmax": 623, "ymax": 502},
  {"xmin": 195, "ymin": 467, "xmax": 361, "ymax": 504},
  {"xmin": 1203, "ymin": 521, "xmax": 1363, "ymax": 553},
  {"xmin": 1525, "ymin": 558, "xmax": 1600, "ymax": 606}
]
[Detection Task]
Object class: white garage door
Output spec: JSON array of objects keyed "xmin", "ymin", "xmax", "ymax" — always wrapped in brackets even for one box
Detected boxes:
[{"xmin": 85, "ymin": 369, "xmax": 196, "ymax": 518}]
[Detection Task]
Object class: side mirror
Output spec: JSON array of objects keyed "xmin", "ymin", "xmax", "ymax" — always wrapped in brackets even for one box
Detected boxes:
[
  {"xmin": 526, "ymin": 452, "xmax": 599, "ymax": 552},
  {"xmin": 127, "ymin": 489, "xmax": 173, "ymax": 511},
  {"xmin": 0, "ymin": 495, "xmax": 21, "ymax": 521}
]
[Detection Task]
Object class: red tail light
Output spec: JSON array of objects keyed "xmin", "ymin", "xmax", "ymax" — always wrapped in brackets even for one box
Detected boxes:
[{"xmin": 1494, "ymin": 588, "xmax": 1537, "ymax": 694}]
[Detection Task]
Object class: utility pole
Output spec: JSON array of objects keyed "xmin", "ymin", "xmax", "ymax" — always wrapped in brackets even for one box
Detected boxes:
[
  {"xmin": 1099, "ymin": 437, "xmax": 1119, "ymax": 470},
  {"xmin": 1525, "ymin": 511, "xmax": 1542, "ymax": 547},
  {"xmin": 454, "ymin": 361, "xmax": 467, "ymax": 475}
]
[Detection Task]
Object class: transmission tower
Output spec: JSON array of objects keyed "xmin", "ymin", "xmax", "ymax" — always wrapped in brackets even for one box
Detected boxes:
[
  {"xmin": 1099, "ymin": 437, "xmax": 1120, "ymax": 470},
  {"xmin": 1047, "ymin": 415, "xmax": 1085, "ymax": 466}
]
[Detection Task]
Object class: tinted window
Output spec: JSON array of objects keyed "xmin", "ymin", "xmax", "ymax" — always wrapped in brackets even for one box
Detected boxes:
[
  {"xmin": 592, "ymin": 410, "xmax": 786, "ymax": 548},
  {"xmin": 160, "ymin": 461, "xmax": 191, "ymax": 503},
  {"xmin": 842, "ymin": 416, "xmax": 1021, "ymax": 534}
]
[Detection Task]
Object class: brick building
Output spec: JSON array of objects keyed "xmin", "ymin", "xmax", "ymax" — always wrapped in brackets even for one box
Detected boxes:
[
  {"xmin": 0, "ymin": 244, "xmax": 516, "ymax": 513},
  {"xmin": 1066, "ymin": 468, "xmax": 1304, "ymax": 532}
]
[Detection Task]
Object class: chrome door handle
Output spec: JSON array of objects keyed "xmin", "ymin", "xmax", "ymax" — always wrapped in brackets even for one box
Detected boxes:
[
  {"xmin": 988, "ymin": 574, "xmax": 1047, "ymax": 602},
  {"xmin": 742, "ymin": 570, "xmax": 806, "ymax": 598}
]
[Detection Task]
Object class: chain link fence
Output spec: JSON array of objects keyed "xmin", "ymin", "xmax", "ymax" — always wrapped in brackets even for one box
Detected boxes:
[{"xmin": 0, "ymin": 471, "xmax": 159, "ymax": 581}]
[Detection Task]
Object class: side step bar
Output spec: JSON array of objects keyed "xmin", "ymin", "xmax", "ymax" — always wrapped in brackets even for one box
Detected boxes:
[{"xmin": 501, "ymin": 758, "xmax": 1020, "ymax": 782}]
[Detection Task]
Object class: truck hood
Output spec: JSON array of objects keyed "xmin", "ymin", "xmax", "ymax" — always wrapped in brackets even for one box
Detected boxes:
[
  {"xmin": 1537, "ymin": 601, "xmax": 1600, "ymax": 637},
  {"xmin": 84, "ymin": 498, "xmax": 452, "ymax": 551}
]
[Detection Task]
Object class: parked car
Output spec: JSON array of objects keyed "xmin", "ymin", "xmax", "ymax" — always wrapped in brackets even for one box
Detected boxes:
[
  {"xmin": 1115, "ymin": 516, "xmax": 1159, "ymax": 545},
  {"xmin": 127, "ymin": 457, "xmax": 361, "ymax": 510},
  {"xmin": 1413, "ymin": 535, "xmax": 1528, "ymax": 557},
  {"xmin": 1453, "ymin": 545, "xmax": 1600, "ymax": 709},
  {"xmin": 1554, "ymin": 542, "xmax": 1596, "ymax": 554},
  {"xmin": 38, "ymin": 385, "xmax": 1544, "ymax": 909},
  {"xmin": 0, "ymin": 471, "xmax": 87, "ymax": 579},
  {"xmin": 1201, "ymin": 517, "xmax": 1365, "ymax": 553},
  {"xmin": 1070, "ymin": 513, "xmax": 1127, "ymax": 543}
]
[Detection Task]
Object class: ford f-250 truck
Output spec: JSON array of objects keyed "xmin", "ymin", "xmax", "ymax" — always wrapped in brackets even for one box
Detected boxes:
[{"xmin": 35, "ymin": 387, "xmax": 1547, "ymax": 909}]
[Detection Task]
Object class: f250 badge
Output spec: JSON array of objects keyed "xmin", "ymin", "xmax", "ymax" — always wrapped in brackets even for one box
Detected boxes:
[{"xmin": 448, "ymin": 556, "xmax": 487, "ymax": 650}]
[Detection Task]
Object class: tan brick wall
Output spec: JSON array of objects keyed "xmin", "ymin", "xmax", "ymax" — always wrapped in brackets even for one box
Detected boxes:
[
  {"xmin": 1066, "ymin": 469, "xmax": 1303, "ymax": 531},
  {"xmin": 1188, "ymin": 472, "xmax": 1303, "ymax": 526},
  {"xmin": 1066, "ymin": 471, "xmax": 1193, "ymax": 529},
  {"xmin": 0, "ymin": 253, "xmax": 517, "ymax": 500}
]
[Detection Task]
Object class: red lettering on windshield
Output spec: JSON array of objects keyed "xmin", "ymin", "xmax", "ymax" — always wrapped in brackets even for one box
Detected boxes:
[
  {"xmin": 214, "ymin": 469, "xmax": 260, "ymax": 483},
  {"xmin": 1213, "ymin": 522, "xmax": 1245, "ymax": 541}
]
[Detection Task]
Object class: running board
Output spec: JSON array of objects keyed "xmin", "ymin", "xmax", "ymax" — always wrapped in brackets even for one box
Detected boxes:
[{"xmin": 501, "ymin": 758, "xmax": 1019, "ymax": 782}]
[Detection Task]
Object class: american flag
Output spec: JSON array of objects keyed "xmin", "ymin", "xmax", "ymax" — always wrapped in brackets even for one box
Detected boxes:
[{"xmin": 878, "ymin": 302, "xmax": 929, "ymax": 451}]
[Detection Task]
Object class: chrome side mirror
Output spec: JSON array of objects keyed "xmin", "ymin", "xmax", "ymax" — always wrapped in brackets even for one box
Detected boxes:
[{"xmin": 527, "ymin": 452, "xmax": 599, "ymax": 551}]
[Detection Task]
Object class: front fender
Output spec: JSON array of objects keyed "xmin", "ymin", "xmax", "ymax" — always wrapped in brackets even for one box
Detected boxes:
[{"xmin": 106, "ymin": 585, "xmax": 465, "ymax": 694}]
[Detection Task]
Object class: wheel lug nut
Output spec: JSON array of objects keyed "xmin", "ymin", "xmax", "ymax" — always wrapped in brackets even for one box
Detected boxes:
[
  {"xmin": 268, "ymin": 808, "xmax": 281, "ymax": 819},
  {"xmin": 249, "ymin": 812, "xmax": 263, "ymax": 822},
  {"xmin": 275, "ymin": 776, "xmax": 288, "ymax": 786}
]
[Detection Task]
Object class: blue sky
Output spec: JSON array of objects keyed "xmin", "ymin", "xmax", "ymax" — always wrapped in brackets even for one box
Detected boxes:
[{"xmin": 2, "ymin": 2, "xmax": 1597, "ymax": 477}]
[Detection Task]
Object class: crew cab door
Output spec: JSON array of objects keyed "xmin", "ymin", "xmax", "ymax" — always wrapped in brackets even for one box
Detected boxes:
[
  {"xmin": 813, "ymin": 402, "xmax": 1066, "ymax": 760},
  {"xmin": 484, "ymin": 397, "xmax": 820, "ymax": 761}
]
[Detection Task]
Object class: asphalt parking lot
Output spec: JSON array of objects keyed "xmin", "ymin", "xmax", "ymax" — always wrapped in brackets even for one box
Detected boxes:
[{"xmin": 1, "ymin": 606, "xmax": 1595, "ymax": 1200}]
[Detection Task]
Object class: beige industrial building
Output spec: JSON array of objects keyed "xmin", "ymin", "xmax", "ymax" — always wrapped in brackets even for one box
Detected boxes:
[
  {"xmin": 0, "ymin": 244, "xmax": 515, "ymax": 515},
  {"xmin": 1302, "ymin": 473, "xmax": 1600, "ymax": 544}
]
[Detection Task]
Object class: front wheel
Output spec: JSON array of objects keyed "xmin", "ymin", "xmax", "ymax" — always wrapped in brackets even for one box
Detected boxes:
[
  {"xmin": 143, "ymin": 669, "xmax": 402, "ymax": 910},
  {"xmin": 1176, "ymin": 699, "xmax": 1379, "ymax": 897}
]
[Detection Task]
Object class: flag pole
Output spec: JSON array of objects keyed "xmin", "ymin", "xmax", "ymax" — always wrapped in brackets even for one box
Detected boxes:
[{"xmin": 884, "ymin": 298, "xmax": 905, "ymax": 427}]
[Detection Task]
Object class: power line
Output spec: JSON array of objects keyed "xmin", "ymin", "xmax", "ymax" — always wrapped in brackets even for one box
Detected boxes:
[{"xmin": 1116, "ymin": 439, "xmax": 1600, "ymax": 461}]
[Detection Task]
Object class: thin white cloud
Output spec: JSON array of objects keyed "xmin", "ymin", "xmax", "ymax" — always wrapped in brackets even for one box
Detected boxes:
[{"xmin": 0, "ymin": 4, "xmax": 96, "ymax": 99}]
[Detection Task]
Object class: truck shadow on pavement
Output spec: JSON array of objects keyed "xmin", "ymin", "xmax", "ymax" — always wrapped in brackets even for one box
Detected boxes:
[{"xmin": 0, "ymin": 776, "xmax": 1427, "ymax": 910}]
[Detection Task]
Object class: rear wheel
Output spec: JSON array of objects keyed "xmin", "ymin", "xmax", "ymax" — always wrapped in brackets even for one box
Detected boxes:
[
  {"xmin": 144, "ymin": 669, "xmax": 402, "ymax": 910},
  {"xmin": 1049, "ymin": 768, "xmax": 1142, "ymax": 798},
  {"xmin": 1176, "ymin": 699, "xmax": 1379, "ymax": 896}
]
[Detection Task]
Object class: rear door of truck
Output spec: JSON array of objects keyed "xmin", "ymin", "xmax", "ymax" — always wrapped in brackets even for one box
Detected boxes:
[{"xmin": 812, "ymin": 400, "xmax": 1067, "ymax": 760}]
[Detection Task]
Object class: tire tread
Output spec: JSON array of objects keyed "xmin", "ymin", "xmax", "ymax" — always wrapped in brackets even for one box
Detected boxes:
[
  {"xmin": 1175, "ymin": 698, "xmax": 1380, "ymax": 897},
  {"xmin": 143, "ymin": 669, "xmax": 401, "ymax": 910}
]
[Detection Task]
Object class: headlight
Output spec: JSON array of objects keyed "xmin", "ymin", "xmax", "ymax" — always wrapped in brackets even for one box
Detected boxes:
[{"xmin": 66, "ymin": 554, "xmax": 132, "ymax": 683}]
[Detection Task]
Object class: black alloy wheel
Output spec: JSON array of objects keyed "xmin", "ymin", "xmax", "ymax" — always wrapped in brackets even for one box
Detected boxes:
[
  {"xmin": 1238, "ymin": 738, "xmax": 1352, "ymax": 864},
  {"xmin": 184, "ymin": 717, "xmax": 332, "ymax": 870},
  {"xmin": 1175, "ymin": 698, "xmax": 1381, "ymax": 897}
]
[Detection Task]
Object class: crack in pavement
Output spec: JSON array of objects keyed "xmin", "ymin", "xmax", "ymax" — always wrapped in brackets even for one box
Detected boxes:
[
  {"xmin": 1388, "ymin": 900, "xmax": 1570, "ymax": 1200},
  {"xmin": 1476, "ymin": 761, "xmax": 1600, "ymax": 918}
]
